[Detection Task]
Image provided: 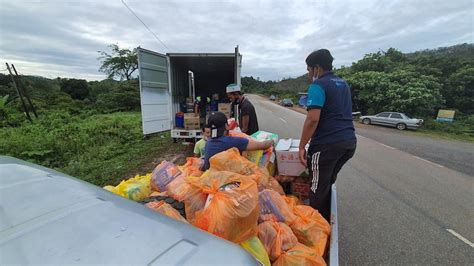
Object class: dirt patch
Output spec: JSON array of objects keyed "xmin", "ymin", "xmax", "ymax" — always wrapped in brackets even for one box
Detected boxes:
[{"xmin": 122, "ymin": 141, "xmax": 194, "ymax": 178}]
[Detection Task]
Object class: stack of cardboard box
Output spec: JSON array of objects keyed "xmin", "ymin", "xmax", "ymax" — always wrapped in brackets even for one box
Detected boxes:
[
  {"xmin": 218, "ymin": 103, "xmax": 232, "ymax": 118},
  {"xmin": 184, "ymin": 113, "xmax": 200, "ymax": 130},
  {"xmin": 186, "ymin": 98, "xmax": 195, "ymax": 113},
  {"xmin": 275, "ymin": 139, "xmax": 311, "ymax": 203}
]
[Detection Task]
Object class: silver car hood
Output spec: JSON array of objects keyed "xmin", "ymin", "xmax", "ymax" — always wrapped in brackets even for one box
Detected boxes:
[{"xmin": 0, "ymin": 156, "xmax": 257, "ymax": 265}]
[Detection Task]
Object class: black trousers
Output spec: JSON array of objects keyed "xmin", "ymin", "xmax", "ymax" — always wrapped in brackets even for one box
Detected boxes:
[{"xmin": 307, "ymin": 139, "xmax": 356, "ymax": 221}]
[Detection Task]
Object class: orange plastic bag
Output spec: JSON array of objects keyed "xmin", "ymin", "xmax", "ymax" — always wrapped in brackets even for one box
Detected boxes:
[
  {"xmin": 164, "ymin": 173, "xmax": 207, "ymax": 223},
  {"xmin": 179, "ymin": 157, "xmax": 204, "ymax": 177},
  {"xmin": 263, "ymin": 177, "xmax": 285, "ymax": 195},
  {"xmin": 193, "ymin": 170, "xmax": 259, "ymax": 243},
  {"xmin": 283, "ymin": 195, "xmax": 300, "ymax": 209},
  {"xmin": 294, "ymin": 205, "xmax": 331, "ymax": 235},
  {"xmin": 184, "ymin": 192, "xmax": 207, "ymax": 224},
  {"xmin": 272, "ymin": 243, "xmax": 326, "ymax": 266},
  {"xmin": 209, "ymin": 148, "xmax": 269, "ymax": 187},
  {"xmin": 229, "ymin": 130, "xmax": 251, "ymax": 139},
  {"xmin": 259, "ymin": 189, "xmax": 296, "ymax": 224},
  {"xmin": 150, "ymin": 161, "xmax": 182, "ymax": 192},
  {"xmin": 289, "ymin": 206, "xmax": 330, "ymax": 256},
  {"xmin": 145, "ymin": 201, "xmax": 188, "ymax": 224},
  {"xmin": 258, "ymin": 221, "xmax": 298, "ymax": 261}
]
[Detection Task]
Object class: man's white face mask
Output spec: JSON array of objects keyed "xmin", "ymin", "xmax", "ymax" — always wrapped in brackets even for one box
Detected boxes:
[{"xmin": 311, "ymin": 66, "xmax": 319, "ymax": 82}]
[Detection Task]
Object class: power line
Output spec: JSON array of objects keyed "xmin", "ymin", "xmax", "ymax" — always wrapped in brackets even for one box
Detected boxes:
[{"xmin": 121, "ymin": 0, "xmax": 170, "ymax": 51}]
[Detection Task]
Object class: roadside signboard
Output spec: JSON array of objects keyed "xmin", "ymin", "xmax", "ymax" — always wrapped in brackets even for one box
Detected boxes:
[{"xmin": 436, "ymin": 109, "xmax": 455, "ymax": 122}]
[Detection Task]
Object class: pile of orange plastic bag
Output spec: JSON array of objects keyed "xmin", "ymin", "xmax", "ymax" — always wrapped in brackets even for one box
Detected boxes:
[{"xmin": 104, "ymin": 142, "xmax": 330, "ymax": 266}]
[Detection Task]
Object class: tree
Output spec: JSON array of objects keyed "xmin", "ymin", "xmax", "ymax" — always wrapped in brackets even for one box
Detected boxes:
[
  {"xmin": 347, "ymin": 70, "xmax": 444, "ymax": 116},
  {"xmin": 98, "ymin": 44, "xmax": 138, "ymax": 81},
  {"xmin": 445, "ymin": 67, "xmax": 474, "ymax": 114},
  {"xmin": 60, "ymin": 79, "xmax": 89, "ymax": 100},
  {"xmin": 95, "ymin": 80, "xmax": 140, "ymax": 112}
]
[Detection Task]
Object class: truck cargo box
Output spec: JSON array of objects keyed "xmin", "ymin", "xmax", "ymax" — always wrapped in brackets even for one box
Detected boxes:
[{"xmin": 137, "ymin": 47, "xmax": 242, "ymax": 137}]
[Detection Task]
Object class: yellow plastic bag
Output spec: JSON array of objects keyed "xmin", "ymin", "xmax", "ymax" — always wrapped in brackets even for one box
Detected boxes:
[
  {"xmin": 106, "ymin": 173, "xmax": 152, "ymax": 201},
  {"xmin": 272, "ymin": 243, "xmax": 326, "ymax": 266},
  {"xmin": 289, "ymin": 206, "xmax": 330, "ymax": 257},
  {"xmin": 246, "ymin": 150, "xmax": 264, "ymax": 165},
  {"xmin": 103, "ymin": 185, "xmax": 117, "ymax": 193},
  {"xmin": 145, "ymin": 201, "xmax": 188, "ymax": 224},
  {"xmin": 258, "ymin": 221, "xmax": 298, "ymax": 261},
  {"xmin": 193, "ymin": 170, "xmax": 259, "ymax": 244},
  {"xmin": 240, "ymin": 236, "xmax": 271, "ymax": 266}
]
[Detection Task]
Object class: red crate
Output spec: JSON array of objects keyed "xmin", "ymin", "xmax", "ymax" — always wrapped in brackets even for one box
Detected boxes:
[{"xmin": 275, "ymin": 175, "xmax": 311, "ymax": 204}]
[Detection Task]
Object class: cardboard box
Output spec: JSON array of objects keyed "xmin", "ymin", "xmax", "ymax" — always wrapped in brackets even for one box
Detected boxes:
[
  {"xmin": 218, "ymin": 103, "xmax": 231, "ymax": 112},
  {"xmin": 184, "ymin": 113, "xmax": 200, "ymax": 130},
  {"xmin": 275, "ymin": 139, "xmax": 309, "ymax": 177},
  {"xmin": 218, "ymin": 103, "xmax": 232, "ymax": 118}
]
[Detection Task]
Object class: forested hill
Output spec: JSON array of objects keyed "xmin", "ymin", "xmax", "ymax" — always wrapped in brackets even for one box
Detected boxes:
[{"xmin": 243, "ymin": 43, "xmax": 473, "ymax": 117}]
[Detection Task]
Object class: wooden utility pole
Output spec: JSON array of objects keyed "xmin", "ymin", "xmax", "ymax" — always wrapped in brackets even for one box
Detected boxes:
[
  {"xmin": 12, "ymin": 64, "xmax": 38, "ymax": 118},
  {"xmin": 5, "ymin": 62, "xmax": 32, "ymax": 122}
]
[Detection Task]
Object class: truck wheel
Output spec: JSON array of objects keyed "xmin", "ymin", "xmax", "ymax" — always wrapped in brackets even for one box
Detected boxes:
[
  {"xmin": 362, "ymin": 118, "xmax": 371, "ymax": 125},
  {"xmin": 139, "ymin": 196, "xmax": 186, "ymax": 218},
  {"xmin": 396, "ymin": 123, "xmax": 407, "ymax": 130},
  {"xmin": 172, "ymin": 138, "xmax": 177, "ymax": 143}
]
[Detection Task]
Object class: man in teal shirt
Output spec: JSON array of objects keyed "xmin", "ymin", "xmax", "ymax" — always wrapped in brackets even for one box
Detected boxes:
[{"xmin": 299, "ymin": 49, "xmax": 357, "ymax": 221}]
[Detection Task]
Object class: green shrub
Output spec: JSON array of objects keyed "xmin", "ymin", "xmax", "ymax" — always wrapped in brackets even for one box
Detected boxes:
[
  {"xmin": 420, "ymin": 115, "xmax": 474, "ymax": 137},
  {"xmin": 0, "ymin": 111, "xmax": 178, "ymax": 186}
]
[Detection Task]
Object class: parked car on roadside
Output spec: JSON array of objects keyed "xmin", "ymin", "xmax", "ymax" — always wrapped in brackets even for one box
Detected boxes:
[
  {"xmin": 281, "ymin": 98, "xmax": 294, "ymax": 107},
  {"xmin": 269, "ymin": 95, "xmax": 276, "ymax": 101},
  {"xmin": 352, "ymin": 111, "xmax": 362, "ymax": 120},
  {"xmin": 360, "ymin": 112, "xmax": 423, "ymax": 130}
]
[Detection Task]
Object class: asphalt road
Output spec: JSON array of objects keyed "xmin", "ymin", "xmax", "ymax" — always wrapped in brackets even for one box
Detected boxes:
[
  {"xmin": 355, "ymin": 123, "xmax": 474, "ymax": 176},
  {"xmin": 247, "ymin": 94, "xmax": 474, "ymax": 265}
]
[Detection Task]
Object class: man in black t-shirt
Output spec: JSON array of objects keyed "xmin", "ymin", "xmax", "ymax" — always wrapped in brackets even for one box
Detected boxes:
[{"xmin": 226, "ymin": 83, "xmax": 259, "ymax": 135}]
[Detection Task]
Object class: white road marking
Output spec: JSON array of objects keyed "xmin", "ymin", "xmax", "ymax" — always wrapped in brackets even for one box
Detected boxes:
[
  {"xmin": 411, "ymin": 155, "xmax": 445, "ymax": 168},
  {"xmin": 279, "ymin": 117, "xmax": 287, "ymax": 123},
  {"xmin": 446, "ymin": 229, "xmax": 474, "ymax": 248},
  {"xmin": 379, "ymin": 143, "xmax": 396, "ymax": 150}
]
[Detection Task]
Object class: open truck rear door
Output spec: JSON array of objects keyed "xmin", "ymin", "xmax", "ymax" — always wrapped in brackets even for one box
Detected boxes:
[
  {"xmin": 235, "ymin": 45, "xmax": 242, "ymax": 86},
  {"xmin": 137, "ymin": 47, "xmax": 171, "ymax": 135}
]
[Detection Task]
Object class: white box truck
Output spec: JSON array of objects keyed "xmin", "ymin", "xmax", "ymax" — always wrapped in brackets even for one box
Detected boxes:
[{"xmin": 137, "ymin": 46, "xmax": 242, "ymax": 140}]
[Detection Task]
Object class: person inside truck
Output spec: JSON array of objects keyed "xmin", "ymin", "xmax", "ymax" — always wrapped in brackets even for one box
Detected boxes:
[
  {"xmin": 195, "ymin": 95, "xmax": 211, "ymax": 126},
  {"xmin": 226, "ymin": 83, "xmax": 259, "ymax": 135},
  {"xmin": 202, "ymin": 112, "xmax": 272, "ymax": 170},
  {"xmin": 194, "ymin": 125, "xmax": 211, "ymax": 158},
  {"xmin": 298, "ymin": 49, "xmax": 357, "ymax": 221}
]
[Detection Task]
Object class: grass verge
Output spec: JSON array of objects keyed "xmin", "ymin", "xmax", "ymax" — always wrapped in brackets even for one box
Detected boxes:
[{"xmin": 0, "ymin": 111, "xmax": 189, "ymax": 187}]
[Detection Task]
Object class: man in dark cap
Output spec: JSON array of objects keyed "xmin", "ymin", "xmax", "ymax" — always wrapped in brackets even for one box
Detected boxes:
[
  {"xmin": 299, "ymin": 49, "xmax": 357, "ymax": 221},
  {"xmin": 202, "ymin": 112, "xmax": 272, "ymax": 170}
]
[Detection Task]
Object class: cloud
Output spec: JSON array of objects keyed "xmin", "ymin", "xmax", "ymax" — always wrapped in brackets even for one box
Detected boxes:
[{"xmin": 0, "ymin": 0, "xmax": 472, "ymax": 81}]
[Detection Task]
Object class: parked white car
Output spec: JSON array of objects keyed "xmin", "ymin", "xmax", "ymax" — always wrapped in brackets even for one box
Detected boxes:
[{"xmin": 360, "ymin": 112, "xmax": 423, "ymax": 130}]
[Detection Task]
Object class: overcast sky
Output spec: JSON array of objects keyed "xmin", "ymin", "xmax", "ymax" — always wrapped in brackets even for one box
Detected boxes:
[{"xmin": 0, "ymin": 0, "xmax": 472, "ymax": 81}]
